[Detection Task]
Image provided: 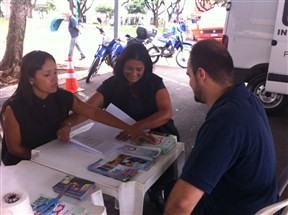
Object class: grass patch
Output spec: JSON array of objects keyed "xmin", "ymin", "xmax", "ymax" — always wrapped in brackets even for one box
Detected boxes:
[
  {"xmin": 0, "ymin": 18, "xmax": 8, "ymax": 26},
  {"xmin": 0, "ymin": 18, "xmax": 9, "ymax": 47}
]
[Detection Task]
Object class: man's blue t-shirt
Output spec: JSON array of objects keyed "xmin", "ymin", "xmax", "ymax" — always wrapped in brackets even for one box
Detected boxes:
[
  {"xmin": 181, "ymin": 84, "xmax": 278, "ymax": 214},
  {"xmin": 181, "ymin": 22, "xmax": 186, "ymax": 32},
  {"xmin": 68, "ymin": 15, "xmax": 79, "ymax": 38}
]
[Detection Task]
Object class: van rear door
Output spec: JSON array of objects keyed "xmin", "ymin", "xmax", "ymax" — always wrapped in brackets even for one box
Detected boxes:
[{"xmin": 265, "ymin": 0, "xmax": 288, "ymax": 94}]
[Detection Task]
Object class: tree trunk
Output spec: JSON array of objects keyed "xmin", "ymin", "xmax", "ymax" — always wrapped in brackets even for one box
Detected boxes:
[
  {"xmin": 0, "ymin": 0, "xmax": 28, "ymax": 81},
  {"xmin": 153, "ymin": 11, "xmax": 159, "ymax": 27},
  {"xmin": 27, "ymin": 0, "xmax": 33, "ymax": 18}
]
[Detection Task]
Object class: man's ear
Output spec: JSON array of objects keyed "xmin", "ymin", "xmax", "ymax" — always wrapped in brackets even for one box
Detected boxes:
[{"xmin": 197, "ymin": 67, "xmax": 206, "ymax": 81}]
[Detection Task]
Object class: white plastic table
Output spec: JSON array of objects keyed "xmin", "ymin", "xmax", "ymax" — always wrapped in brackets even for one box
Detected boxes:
[
  {"xmin": 1, "ymin": 160, "xmax": 107, "ymax": 215},
  {"xmin": 31, "ymin": 136, "xmax": 185, "ymax": 215}
]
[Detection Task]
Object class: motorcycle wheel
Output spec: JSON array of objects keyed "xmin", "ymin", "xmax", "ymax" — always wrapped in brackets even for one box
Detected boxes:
[
  {"xmin": 148, "ymin": 46, "xmax": 160, "ymax": 64},
  {"xmin": 86, "ymin": 57, "xmax": 101, "ymax": 83},
  {"xmin": 176, "ymin": 46, "xmax": 191, "ymax": 68}
]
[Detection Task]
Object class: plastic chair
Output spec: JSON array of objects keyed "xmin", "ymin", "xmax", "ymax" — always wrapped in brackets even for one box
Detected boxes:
[
  {"xmin": 278, "ymin": 166, "xmax": 288, "ymax": 196},
  {"xmin": 255, "ymin": 166, "xmax": 288, "ymax": 215},
  {"xmin": 255, "ymin": 199, "xmax": 288, "ymax": 215}
]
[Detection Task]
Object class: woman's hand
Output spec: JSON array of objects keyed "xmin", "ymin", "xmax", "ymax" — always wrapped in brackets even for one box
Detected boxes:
[
  {"xmin": 116, "ymin": 130, "xmax": 131, "ymax": 141},
  {"xmin": 116, "ymin": 129, "xmax": 155, "ymax": 145},
  {"xmin": 56, "ymin": 123, "xmax": 72, "ymax": 142}
]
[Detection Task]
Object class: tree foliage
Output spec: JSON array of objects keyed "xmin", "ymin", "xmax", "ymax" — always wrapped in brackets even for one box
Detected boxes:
[
  {"xmin": 95, "ymin": 4, "xmax": 114, "ymax": 19},
  {"xmin": 34, "ymin": 0, "xmax": 56, "ymax": 18},
  {"xmin": 125, "ymin": 0, "xmax": 146, "ymax": 14}
]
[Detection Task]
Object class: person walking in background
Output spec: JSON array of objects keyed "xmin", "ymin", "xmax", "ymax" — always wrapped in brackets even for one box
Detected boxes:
[
  {"xmin": 57, "ymin": 43, "xmax": 180, "ymax": 211},
  {"xmin": 164, "ymin": 39, "xmax": 279, "ymax": 215},
  {"xmin": 0, "ymin": 50, "xmax": 153, "ymax": 166},
  {"xmin": 65, "ymin": 11, "xmax": 85, "ymax": 60},
  {"xmin": 171, "ymin": 19, "xmax": 181, "ymax": 36},
  {"xmin": 180, "ymin": 20, "xmax": 187, "ymax": 33},
  {"xmin": 180, "ymin": 20, "xmax": 187, "ymax": 38}
]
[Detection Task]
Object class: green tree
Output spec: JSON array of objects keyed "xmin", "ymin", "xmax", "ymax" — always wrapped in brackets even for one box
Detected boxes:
[
  {"xmin": 95, "ymin": 4, "xmax": 114, "ymax": 20},
  {"xmin": 125, "ymin": 0, "xmax": 146, "ymax": 14},
  {"xmin": 0, "ymin": 0, "xmax": 28, "ymax": 83},
  {"xmin": 34, "ymin": 0, "xmax": 56, "ymax": 18}
]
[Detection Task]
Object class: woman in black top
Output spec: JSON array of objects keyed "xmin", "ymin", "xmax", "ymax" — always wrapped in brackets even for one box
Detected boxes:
[
  {"xmin": 58, "ymin": 43, "xmax": 180, "ymax": 211},
  {"xmin": 0, "ymin": 50, "xmax": 151, "ymax": 165},
  {"xmin": 58, "ymin": 43, "xmax": 179, "ymax": 140}
]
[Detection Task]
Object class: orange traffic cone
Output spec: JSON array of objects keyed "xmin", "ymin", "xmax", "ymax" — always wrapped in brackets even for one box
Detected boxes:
[{"xmin": 65, "ymin": 56, "xmax": 79, "ymax": 93}]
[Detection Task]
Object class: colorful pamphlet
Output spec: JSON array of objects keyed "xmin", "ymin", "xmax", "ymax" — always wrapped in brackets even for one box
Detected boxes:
[
  {"xmin": 88, "ymin": 154, "xmax": 154, "ymax": 182},
  {"xmin": 132, "ymin": 132, "xmax": 177, "ymax": 154},
  {"xmin": 117, "ymin": 144, "xmax": 161, "ymax": 161},
  {"xmin": 52, "ymin": 175, "xmax": 95, "ymax": 201},
  {"xmin": 31, "ymin": 194, "xmax": 88, "ymax": 215}
]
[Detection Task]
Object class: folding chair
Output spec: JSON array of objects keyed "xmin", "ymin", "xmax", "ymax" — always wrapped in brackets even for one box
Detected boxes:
[{"xmin": 255, "ymin": 166, "xmax": 288, "ymax": 215}]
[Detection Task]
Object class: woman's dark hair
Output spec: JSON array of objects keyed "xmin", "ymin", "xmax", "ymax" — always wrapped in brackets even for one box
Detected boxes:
[
  {"xmin": 0, "ymin": 50, "xmax": 55, "ymax": 127},
  {"xmin": 113, "ymin": 43, "xmax": 153, "ymax": 80},
  {"xmin": 190, "ymin": 39, "xmax": 234, "ymax": 85},
  {"xmin": 108, "ymin": 43, "xmax": 155, "ymax": 111}
]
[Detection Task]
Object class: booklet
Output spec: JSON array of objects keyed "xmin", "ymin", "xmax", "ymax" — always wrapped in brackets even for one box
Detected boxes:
[
  {"xmin": 31, "ymin": 194, "xmax": 89, "ymax": 215},
  {"xmin": 71, "ymin": 131, "xmax": 124, "ymax": 156},
  {"xmin": 70, "ymin": 104, "xmax": 135, "ymax": 155},
  {"xmin": 70, "ymin": 104, "xmax": 177, "ymax": 157},
  {"xmin": 52, "ymin": 175, "xmax": 95, "ymax": 201},
  {"xmin": 132, "ymin": 132, "xmax": 177, "ymax": 154},
  {"xmin": 88, "ymin": 154, "xmax": 154, "ymax": 182},
  {"xmin": 117, "ymin": 144, "xmax": 161, "ymax": 161}
]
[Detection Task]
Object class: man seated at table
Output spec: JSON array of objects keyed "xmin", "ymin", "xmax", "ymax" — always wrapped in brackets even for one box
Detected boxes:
[{"xmin": 164, "ymin": 39, "xmax": 279, "ymax": 215}]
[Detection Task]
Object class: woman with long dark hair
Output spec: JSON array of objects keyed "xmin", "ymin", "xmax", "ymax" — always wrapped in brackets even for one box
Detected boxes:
[
  {"xmin": 58, "ymin": 43, "xmax": 180, "ymax": 211},
  {"xmin": 0, "ymin": 50, "xmax": 150, "ymax": 166}
]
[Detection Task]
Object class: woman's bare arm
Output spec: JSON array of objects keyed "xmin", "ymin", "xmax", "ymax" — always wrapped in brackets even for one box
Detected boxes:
[{"xmin": 3, "ymin": 106, "xmax": 31, "ymax": 159}]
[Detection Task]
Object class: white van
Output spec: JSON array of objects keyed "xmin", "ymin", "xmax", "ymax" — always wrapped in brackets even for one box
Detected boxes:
[{"xmin": 222, "ymin": 0, "xmax": 288, "ymax": 114}]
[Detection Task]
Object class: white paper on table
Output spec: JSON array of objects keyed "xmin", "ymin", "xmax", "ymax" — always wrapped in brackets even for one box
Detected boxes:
[{"xmin": 70, "ymin": 104, "xmax": 135, "ymax": 156}]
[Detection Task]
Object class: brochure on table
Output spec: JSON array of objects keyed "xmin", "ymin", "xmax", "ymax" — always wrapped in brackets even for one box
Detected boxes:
[
  {"xmin": 70, "ymin": 103, "xmax": 176, "ymax": 159},
  {"xmin": 70, "ymin": 104, "xmax": 136, "ymax": 157}
]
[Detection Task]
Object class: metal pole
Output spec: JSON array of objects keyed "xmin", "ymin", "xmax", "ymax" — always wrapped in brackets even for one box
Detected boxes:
[
  {"xmin": 73, "ymin": 0, "xmax": 78, "ymax": 21},
  {"xmin": 114, "ymin": 0, "xmax": 120, "ymax": 38}
]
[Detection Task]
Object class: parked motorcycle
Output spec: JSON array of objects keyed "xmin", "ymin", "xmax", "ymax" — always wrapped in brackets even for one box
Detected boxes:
[
  {"xmin": 147, "ymin": 32, "xmax": 193, "ymax": 68},
  {"xmin": 86, "ymin": 27, "xmax": 128, "ymax": 83}
]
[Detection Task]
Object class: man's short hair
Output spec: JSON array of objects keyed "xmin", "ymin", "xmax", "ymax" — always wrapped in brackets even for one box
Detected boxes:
[{"xmin": 190, "ymin": 39, "xmax": 234, "ymax": 85}]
